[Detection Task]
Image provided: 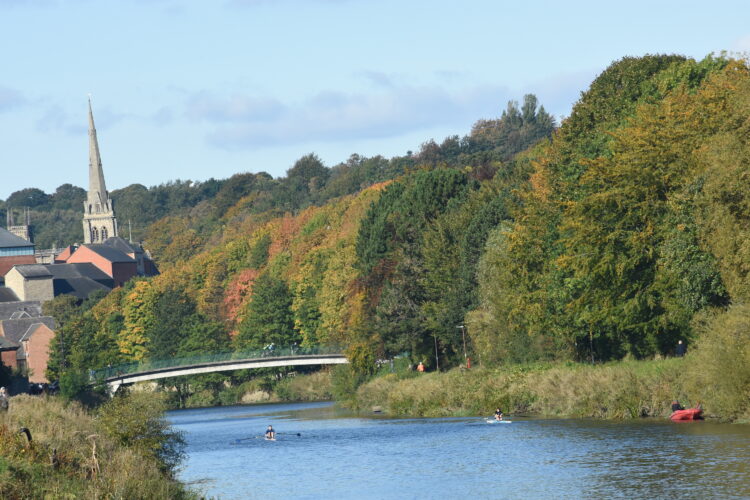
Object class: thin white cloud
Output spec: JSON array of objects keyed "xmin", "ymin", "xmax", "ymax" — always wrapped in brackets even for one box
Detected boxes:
[
  {"xmin": 187, "ymin": 92, "xmax": 286, "ymax": 123},
  {"xmin": 359, "ymin": 71, "xmax": 397, "ymax": 89},
  {"xmin": 185, "ymin": 66, "xmax": 595, "ymax": 151},
  {"xmin": 35, "ymin": 103, "xmax": 134, "ymax": 135},
  {"xmin": 188, "ymin": 83, "xmax": 515, "ymax": 150},
  {"xmin": 0, "ymin": 85, "xmax": 26, "ymax": 112}
]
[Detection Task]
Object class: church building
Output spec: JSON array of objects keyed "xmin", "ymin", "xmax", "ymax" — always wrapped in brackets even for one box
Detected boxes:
[
  {"xmin": 82, "ymin": 98, "xmax": 118, "ymax": 244},
  {"xmin": 0, "ymin": 99, "xmax": 160, "ymax": 388},
  {"xmin": 2, "ymin": 99, "xmax": 158, "ymax": 305}
]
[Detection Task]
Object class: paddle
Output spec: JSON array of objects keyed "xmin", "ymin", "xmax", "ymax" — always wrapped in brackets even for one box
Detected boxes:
[
  {"xmin": 232, "ymin": 436, "xmax": 263, "ymax": 444},
  {"xmin": 231, "ymin": 432, "xmax": 301, "ymax": 444}
]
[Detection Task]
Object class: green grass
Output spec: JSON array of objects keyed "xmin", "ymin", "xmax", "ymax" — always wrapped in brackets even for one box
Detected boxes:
[
  {"xmin": 352, "ymin": 358, "xmax": 702, "ymax": 420},
  {"xmin": 353, "ymin": 306, "xmax": 750, "ymax": 423}
]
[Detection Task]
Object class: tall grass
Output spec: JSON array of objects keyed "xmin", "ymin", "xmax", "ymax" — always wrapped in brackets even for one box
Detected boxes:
[
  {"xmin": 0, "ymin": 395, "xmax": 196, "ymax": 499},
  {"xmin": 353, "ymin": 359, "xmax": 698, "ymax": 420},
  {"xmin": 354, "ymin": 306, "xmax": 750, "ymax": 422}
]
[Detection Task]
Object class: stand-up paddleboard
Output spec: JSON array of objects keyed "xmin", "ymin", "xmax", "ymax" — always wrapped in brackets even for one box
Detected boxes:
[{"xmin": 486, "ymin": 419, "xmax": 512, "ymax": 424}]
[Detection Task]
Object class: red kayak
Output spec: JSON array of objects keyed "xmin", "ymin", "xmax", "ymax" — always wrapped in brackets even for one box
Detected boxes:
[{"xmin": 670, "ymin": 407, "xmax": 703, "ymax": 421}]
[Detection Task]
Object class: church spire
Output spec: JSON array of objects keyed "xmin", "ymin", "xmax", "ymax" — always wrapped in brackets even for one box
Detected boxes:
[
  {"xmin": 83, "ymin": 97, "xmax": 118, "ymax": 244},
  {"xmin": 88, "ymin": 97, "xmax": 108, "ymax": 199}
]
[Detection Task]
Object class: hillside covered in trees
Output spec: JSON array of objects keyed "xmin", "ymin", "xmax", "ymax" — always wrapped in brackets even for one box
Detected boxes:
[{"xmin": 42, "ymin": 54, "xmax": 750, "ymax": 418}]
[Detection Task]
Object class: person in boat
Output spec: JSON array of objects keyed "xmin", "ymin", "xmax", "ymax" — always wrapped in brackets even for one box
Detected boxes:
[
  {"xmin": 671, "ymin": 400, "xmax": 684, "ymax": 412},
  {"xmin": 265, "ymin": 425, "xmax": 275, "ymax": 440},
  {"xmin": 494, "ymin": 408, "xmax": 504, "ymax": 421}
]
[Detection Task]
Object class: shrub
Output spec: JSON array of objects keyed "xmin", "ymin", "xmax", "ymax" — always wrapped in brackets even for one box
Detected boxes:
[
  {"xmin": 686, "ymin": 304, "xmax": 750, "ymax": 421},
  {"xmin": 97, "ymin": 391, "xmax": 186, "ymax": 475}
]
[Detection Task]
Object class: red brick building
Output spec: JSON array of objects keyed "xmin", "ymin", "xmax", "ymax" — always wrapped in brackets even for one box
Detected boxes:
[
  {"xmin": 64, "ymin": 244, "xmax": 138, "ymax": 287},
  {"xmin": 0, "ymin": 315, "xmax": 56, "ymax": 383}
]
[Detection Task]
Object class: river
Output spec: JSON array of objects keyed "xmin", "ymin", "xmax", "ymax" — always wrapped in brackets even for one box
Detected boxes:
[{"xmin": 169, "ymin": 402, "xmax": 750, "ymax": 499}]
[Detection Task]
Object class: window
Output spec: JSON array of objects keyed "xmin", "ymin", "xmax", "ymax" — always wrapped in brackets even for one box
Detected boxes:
[
  {"xmin": 101, "ymin": 227, "xmax": 108, "ymax": 240},
  {"xmin": 92, "ymin": 227, "xmax": 99, "ymax": 242}
]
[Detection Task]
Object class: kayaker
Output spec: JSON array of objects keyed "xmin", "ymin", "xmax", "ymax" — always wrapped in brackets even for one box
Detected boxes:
[
  {"xmin": 494, "ymin": 408, "xmax": 504, "ymax": 421},
  {"xmin": 671, "ymin": 401, "xmax": 684, "ymax": 412},
  {"xmin": 265, "ymin": 425, "xmax": 275, "ymax": 440}
]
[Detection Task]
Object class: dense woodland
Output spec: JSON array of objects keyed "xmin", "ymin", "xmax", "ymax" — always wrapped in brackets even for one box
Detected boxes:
[{"xmin": 12, "ymin": 55, "xmax": 750, "ymax": 408}]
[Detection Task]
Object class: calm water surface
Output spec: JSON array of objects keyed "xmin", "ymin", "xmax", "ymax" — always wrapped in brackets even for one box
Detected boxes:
[{"xmin": 169, "ymin": 402, "xmax": 750, "ymax": 499}]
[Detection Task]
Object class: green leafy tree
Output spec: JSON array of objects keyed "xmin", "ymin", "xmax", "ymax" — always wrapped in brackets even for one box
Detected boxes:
[{"xmin": 234, "ymin": 272, "xmax": 297, "ymax": 349}]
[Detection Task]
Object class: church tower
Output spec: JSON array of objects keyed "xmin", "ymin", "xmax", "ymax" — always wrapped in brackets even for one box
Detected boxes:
[{"xmin": 82, "ymin": 98, "xmax": 118, "ymax": 244}]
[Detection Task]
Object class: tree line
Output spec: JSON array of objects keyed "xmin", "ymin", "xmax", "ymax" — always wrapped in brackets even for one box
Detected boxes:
[{"xmin": 44, "ymin": 54, "xmax": 750, "ymax": 406}]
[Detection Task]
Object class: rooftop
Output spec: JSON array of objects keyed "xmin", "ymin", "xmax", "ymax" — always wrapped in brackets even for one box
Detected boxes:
[
  {"xmin": 0, "ymin": 301, "xmax": 42, "ymax": 320},
  {"xmin": 82, "ymin": 244, "xmax": 136, "ymax": 263},
  {"xmin": 0, "ymin": 255, "xmax": 37, "ymax": 278},
  {"xmin": 11, "ymin": 264, "xmax": 53, "ymax": 279},
  {"xmin": 0, "ymin": 316, "xmax": 55, "ymax": 343},
  {"xmin": 103, "ymin": 236, "xmax": 141, "ymax": 255},
  {"xmin": 0, "ymin": 227, "xmax": 34, "ymax": 249},
  {"xmin": 0, "ymin": 336, "xmax": 19, "ymax": 351},
  {"xmin": 0, "ymin": 287, "xmax": 20, "ymax": 303},
  {"xmin": 46, "ymin": 263, "xmax": 113, "ymax": 299}
]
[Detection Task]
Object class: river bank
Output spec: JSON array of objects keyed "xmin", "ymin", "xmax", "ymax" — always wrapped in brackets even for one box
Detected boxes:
[
  {"xmin": 349, "ymin": 357, "xmax": 750, "ymax": 423},
  {"xmin": 0, "ymin": 394, "xmax": 196, "ymax": 499}
]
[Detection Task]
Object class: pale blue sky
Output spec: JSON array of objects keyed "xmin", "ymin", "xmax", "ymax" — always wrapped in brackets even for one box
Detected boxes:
[{"xmin": 1, "ymin": 0, "xmax": 748, "ymax": 199}]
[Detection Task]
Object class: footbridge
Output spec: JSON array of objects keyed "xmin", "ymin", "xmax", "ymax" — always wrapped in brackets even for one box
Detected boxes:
[{"xmin": 92, "ymin": 346, "xmax": 348, "ymax": 393}]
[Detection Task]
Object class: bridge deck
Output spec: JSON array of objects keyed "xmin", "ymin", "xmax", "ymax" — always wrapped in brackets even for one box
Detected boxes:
[{"xmin": 104, "ymin": 354, "xmax": 348, "ymax": 390}]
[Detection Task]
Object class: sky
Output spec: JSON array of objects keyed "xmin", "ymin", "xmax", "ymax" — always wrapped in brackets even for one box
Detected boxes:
[{"xmin": 1, "ymin": 0, "xmax": 749, "ymax": 200}]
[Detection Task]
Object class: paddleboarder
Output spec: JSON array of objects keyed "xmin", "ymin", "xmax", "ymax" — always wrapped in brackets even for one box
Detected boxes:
[{"xmin": 494, "ymin": 408, "xmax": 504, "ymax": 421}]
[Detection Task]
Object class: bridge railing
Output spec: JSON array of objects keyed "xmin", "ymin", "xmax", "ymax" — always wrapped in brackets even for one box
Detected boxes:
[{"xmin": 92, "ymin": 345, "xmax": 344, "ymax": 381}]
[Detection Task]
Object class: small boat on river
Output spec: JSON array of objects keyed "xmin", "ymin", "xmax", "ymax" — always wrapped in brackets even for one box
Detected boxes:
[{"xmin": 670, "ymin": 407, "xmax": 703, "ymax": 422}]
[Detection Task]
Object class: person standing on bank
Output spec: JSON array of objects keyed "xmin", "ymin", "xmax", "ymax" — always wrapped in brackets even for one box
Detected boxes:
[
  {"xmin": 676, "ymin": 340, "xmax": 687, "ymax": 357},
  {"xmin": 0, "ymin": 387, "xmax": 8, "ymax": 412}
]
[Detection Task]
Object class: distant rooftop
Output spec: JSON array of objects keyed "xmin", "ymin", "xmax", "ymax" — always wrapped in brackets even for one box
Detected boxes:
[
  {"xmin": 84, "ymin": 244, "xmax": 136, "ymax": 263},
  {"xmin": 0, "ymin": 316, "xmax": 55, "ymax": 343},
  {"xmin": 0, "ymin": 336, "xmax": 19, "ymax": 351},
  {"xmin": 103, "ymin": 236, "xmax": 141, "ymax": 255},
  {"xmin": 0, "ymin": 301, "xmax": 42, "ymax": 320},
  {"xmin": 0, "ymin": 287, "xmax": 20, "ymax": 303},
  {"xmin": 11, "ymin": 264, "xmax": 53, "ymax": 279},
  {"xmin": 48, "ymin": 262, "xmax": 114, "ymax": 298},
  {"xmin": 0, "ymin": 227, "xmax": 34, "ymax": 248}
]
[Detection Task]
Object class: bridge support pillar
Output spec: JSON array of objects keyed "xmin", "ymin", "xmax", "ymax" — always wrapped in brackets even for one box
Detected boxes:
[{"xmin": 107, "ymin": 380, "xmax": 122, "ymax": 396}]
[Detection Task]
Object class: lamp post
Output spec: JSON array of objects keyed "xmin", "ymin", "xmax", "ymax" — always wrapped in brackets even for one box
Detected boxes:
[
  {"xmin": 433, "ymin": 334, "xmax": 440, "ymax": 372},
  {"xmin": 457, "ymin": 325, "xmax": 467, "ymax": 360}
]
